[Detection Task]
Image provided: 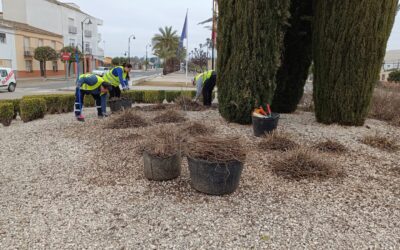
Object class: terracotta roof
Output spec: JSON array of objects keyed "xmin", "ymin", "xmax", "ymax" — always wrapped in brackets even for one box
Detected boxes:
[{"xmin": 0, "ymin": 18, "xmax": 63, "ymax": 38}]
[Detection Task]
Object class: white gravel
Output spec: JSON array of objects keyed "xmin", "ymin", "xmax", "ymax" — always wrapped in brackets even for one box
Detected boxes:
[{"xmin": 0, "ymin": 108, "xmax": 399, "ymax": 249}]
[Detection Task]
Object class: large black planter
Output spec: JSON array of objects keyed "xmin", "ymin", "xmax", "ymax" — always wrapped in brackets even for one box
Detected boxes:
[
  {"xmin": 121, "ymin": 98, "xmax": 133, "ymax": 109},
  {"xmin": 109, "ymin": 99, "xmax": 123, "ymax": 112},
  {"xmin": 143, "ymin": 152, "xmax": 181, "ymax": 181},
  {"xmin": 252, "ymin": 113, "xmax": 280, "ymax": 137},
  {"xmin": 187, "ymin": 157, "xmax": 244, "ymax": 195}
]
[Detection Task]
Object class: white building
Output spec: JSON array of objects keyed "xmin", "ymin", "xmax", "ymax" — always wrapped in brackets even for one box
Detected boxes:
[
  {"xmin": 380, "ymin": 50, "xmax": 400, "ymax": 82},
  {"xmin": 1, "ymin": 0, "xmax": 104, "ymax": 73},
  {"xmin": 0, "ymin": 20, "xmax": 17, "ymax": 69}
]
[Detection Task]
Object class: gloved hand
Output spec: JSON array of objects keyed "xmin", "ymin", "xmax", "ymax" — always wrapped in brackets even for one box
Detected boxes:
[{"xmin": 123, "ymin": 86, "xmax": 130, "ymax": 91}]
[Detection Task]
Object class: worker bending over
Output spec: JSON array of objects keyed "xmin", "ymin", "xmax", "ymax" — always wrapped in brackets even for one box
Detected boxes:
[
  {"xmin": 75, "ymin": 74, "xmax": 111, "ymax": 121},
  {"xmin": 194, "ymin": 70, "xmax": 217, "ymax": 106},
  {"xmin": 103, "ymin": 63, "xmax": 132, "ymax": 98}
]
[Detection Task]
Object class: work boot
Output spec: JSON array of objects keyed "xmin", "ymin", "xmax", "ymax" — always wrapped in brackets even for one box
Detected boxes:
[{"xmin": 76, "ymin": 114, "xmax": 85, "ymax": 122}]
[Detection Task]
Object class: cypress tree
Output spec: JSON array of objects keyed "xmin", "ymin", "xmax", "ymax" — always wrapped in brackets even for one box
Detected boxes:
[
  {"xmin": 272, "ymin": 0, "xmax": 313, "ymax": 113},
  {"xmin": 313, "ymin": 1, "xmax": 398, "ymax": 126},
  {"xmin": 217, "ymin": 0, "xmax": 290, "ymax": 124}
]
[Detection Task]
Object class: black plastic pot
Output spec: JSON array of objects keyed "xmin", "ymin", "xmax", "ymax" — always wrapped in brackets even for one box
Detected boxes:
[
  {"xmin": 252, "ymin": 113, "xmax": 280, "ymax": 137},
  {"xmin": 109, "ymin": 100, "xmax": 123, "ymax": 112},
  {"xmin": 143, "ymin": 152, "xmax": 181, "ymax": 181},
  {"xmin": 187, "ymin": 157, "xmax": 243, "ymax": 195},
  {"xmin": 121, "ymin": 98, "xmax": 133, "ymax": 109}
]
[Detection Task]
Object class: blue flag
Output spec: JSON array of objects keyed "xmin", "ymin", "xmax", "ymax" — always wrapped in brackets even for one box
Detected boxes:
[{"xmin": 179, "ymin": 12, "xmax": 188, "ymax": 48}]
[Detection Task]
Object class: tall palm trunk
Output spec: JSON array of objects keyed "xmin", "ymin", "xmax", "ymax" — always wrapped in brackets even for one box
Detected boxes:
[
  {"xmin": 272, "ymin": 0, "xmax": 313, "ymax": 113},
  {"xmin": 217, "ymin": 0, "xmax": 290, "ymax": 124},
  {"xmin": 313, "ymin": 0, "xmax": 398, "ymax": 125}
]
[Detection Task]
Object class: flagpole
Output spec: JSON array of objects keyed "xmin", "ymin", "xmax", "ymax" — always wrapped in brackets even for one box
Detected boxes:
[{"xmin": 185, "ymin": 9, "xmax": 189, "ymax": 87}]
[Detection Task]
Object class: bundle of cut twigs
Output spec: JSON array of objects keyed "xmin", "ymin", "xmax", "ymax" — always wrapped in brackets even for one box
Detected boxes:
[
  {"xmin": 105, "ymin": 110, "xmax": 148, "ymax": 129},
  {"xmin": 184, "ymin": 136, "xmax": 246, "ymax": 163},
  {"xmin": 142, "ymin": 126, "xmax": 181, "ymax": 158},
  {"xmin": 175, "ymin": 96, "xmax": 206, "ymax": 111}
]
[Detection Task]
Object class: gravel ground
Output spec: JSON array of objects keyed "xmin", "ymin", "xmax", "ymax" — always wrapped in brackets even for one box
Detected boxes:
[{"xmin": 0, "ymin": 107, "xmax": 399, "ymax": 249}]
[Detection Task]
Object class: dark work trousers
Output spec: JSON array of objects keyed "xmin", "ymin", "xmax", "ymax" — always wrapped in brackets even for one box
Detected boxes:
[
  {"xmin": 202, "ymin": 75, "xmax": 217, "ymax": 106},
  {"xmin": 74, "ymin": 88, "xmax": 103, "ymax": 116},
  {"xmin": 109, "ymin": 86, "xmax": 121, "ymax": 98}
]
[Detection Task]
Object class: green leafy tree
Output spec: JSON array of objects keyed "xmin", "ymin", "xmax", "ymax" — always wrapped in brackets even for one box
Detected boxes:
[
  {"xmin": 34, "ymin": 46, "xmax": 58, "ymax": 78},
  {"xmin": 217, "ymin": 0, "xmax": 290, "ymax": 124},
  {"xmin": 272, "ymin": 0, "xmax": 313, "ymax": 113},
  {"xmin": 313, "ymin": 1, "xmax": 398, "ymax": 126},
  {"xmin": 111, "ymin": 57, "xmax": 128, "ymax": 66},
  {"xmin": 60, "ymin": 46, "xmax": 82, "ymax": 77}
]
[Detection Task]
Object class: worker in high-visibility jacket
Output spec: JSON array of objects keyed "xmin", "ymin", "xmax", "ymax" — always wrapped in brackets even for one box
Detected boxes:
[
  {"xmin": 75, "ymin": 74, "xmax": 112, "ymax": 121},
  {"xmin": 193, "ymin": 70, "xmax": 217, "ymax": 106},
  {"xmin": 103, "ymin": 63, "xmax": 133, "ymax": 98}
]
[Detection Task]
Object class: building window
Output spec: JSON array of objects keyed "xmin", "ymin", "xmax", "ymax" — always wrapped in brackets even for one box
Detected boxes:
[
  {"xmin": 25, "ymin": 60, "xmax": 33, "ymax": 72},
  {"xmin": 24, "ymin": 37, "xmax": 30, "ymax": 48},
  {"xmin": 51, "ymin": 41, "xmax": 56, "ymax": 49},
  {"xmin": 52, "ymin": 61, "xmax": 58, "ymax": 72},
  {"xmin": 69, "ymin": 39, "xmax": 75, "ymax": 47},
  {"xmin": 0, "ymin": 33, "xmax": 6, "ymax": 44},
  {"xmin": 38, "ymin": 39, "xmax": 44, "ymax": 47},
  {"xmin": 0, "ymin": 70, "xmax": 7, "ymax": 77}
]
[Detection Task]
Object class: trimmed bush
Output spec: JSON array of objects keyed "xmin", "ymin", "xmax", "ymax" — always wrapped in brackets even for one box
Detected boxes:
[
  {"xmin": 20, "ymin": 98, "xmax": 47, "ymax": 123},
  {"xmin": 313, "ymin": 1, "xmax": 398, "ymax": 126},
  {"xmin": 217, "ymin": 0, "xmax": 290, "ymax": 124},
  {"xmin": 83, "ymin": 95, "xmax": 96, "ymax": 107},
  {"xmin": 24, "ymin": 94, "xmax": 75, "ymax": 114},
  {"xmin": 166, "ymin": 91, "xmax": 182, "ymax": 103},
  {"xmin": 143, "ymin": 90, "xmax": 165, "ymax": 103},
  {"xmin": 0, "ymin": 99, "xmax": 20, "ymax": 119},
  {"xmin": 0, "ymin": 102, "xmax": 14, "ymax": 126},
  {"xmin": 388, "ymin": 70, "xmax": 400, "ymax": 83}
]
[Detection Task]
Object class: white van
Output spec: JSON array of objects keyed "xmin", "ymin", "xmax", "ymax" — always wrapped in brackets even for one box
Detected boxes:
[{"xmin": 0, "ymin": 67, "xmax": 17, "ymax": 92}]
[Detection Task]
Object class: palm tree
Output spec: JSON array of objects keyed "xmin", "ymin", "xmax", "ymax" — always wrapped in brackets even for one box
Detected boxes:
[{"xmin": 152, "ymin": 26, "xmax": 179, "ymax": 63}]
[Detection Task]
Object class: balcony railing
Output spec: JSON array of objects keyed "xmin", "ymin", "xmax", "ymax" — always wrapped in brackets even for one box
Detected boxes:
[
  {"xmin": 84, "ymin": 30, "xmax": 92, "ymax": 38},
  {"xmin": 24, "ymin": 47, "xmax": 34, "ymax": 57},
  {"xmin": 68, "ymin": 26, "xmax": 77, "ymax": 34}
]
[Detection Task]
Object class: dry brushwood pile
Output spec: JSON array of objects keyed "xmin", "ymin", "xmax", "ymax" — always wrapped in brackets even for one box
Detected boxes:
[
  {"xmin": 185, "ymin": 136, "xmax": 246, "ymax": 163},
  {"xmin": 141, "ymin": 126, "xmax": 180, "ymax": 158},
  {"xmin": 105, "ymin": 110, "xmax": 148, "ymax": 129},
  {"xmin": 179, "ymin": 122, "xmax": 214, "ymax": 137},
  {"xmin": 153, "ymin": 110, "xmax": 187, "ymax": 124},
  {"xmin": 361, "ymin": 134, "xmax": 399, "ymax": 152},
  {"xmin": 133, "ymin": 104, "xmax": 169, "ymax": 112},
  {"xmin": 313, "ymin": 139, "xmax": 348, "ymax": 154},
  {"xmin": 272, "ymin": 149, "xmax": 343, "ymax": 181},
  {"xmin": 258, "ymin": 131, "xmax": 299, "ymax": 152},
  {"xmin": 175, "ymin": 96, "xmax": 207, "ymax": 111}
]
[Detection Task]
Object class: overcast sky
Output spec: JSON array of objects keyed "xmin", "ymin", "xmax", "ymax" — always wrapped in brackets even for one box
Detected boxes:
[{"xmin": 1, "ymin": 1, "xmax": 399, "ymax": 58}]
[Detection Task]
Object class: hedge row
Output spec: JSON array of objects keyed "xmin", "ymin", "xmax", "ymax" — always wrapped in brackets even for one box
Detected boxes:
[{"xmin": 0, "ymin": 90, "xmax": 198, "ymax": 125}]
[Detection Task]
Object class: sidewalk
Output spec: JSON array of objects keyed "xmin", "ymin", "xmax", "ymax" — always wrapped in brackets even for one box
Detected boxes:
[{"xmin": 135, "ymin": 72, "xmax": 196, "ymax": 88}]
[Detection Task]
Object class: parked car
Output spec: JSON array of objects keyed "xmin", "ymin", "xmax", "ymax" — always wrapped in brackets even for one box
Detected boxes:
[
  {"xmin": 92, "ymin": 67, "xmax": 110, "ymax": 77},
  {"xmin": 0, "ymin": 67, "xmax": 17, "ymax": 92}
]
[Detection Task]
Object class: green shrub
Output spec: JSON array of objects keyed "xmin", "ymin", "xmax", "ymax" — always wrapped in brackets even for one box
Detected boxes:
[
  {"xmin": 122, "ymin": 90, "xmax": 144, "ymax": 103},
  {"xmin": 143, "ymin": 90, "xmax": 165, "ymax": 103},
  {"xmin": 0, "ymin": 99, "xmax": 20, "ymax": 119},
  {"xmin": 388, "ymin": 70, "xmax": 400, "ymax": 83},
  {"xmin": 20, "ymin": 98, "xmax": 47, "ymax": 122},
  {"xmin": 166, "ymin": 91, "xmax": 182, "ymax": 103},
  {"xmin": 83, "ymin": 95, "xmax": 96, "ymax": 107},
  {"xmin": 24, "ymin": 94, "xmax": 75, "ymax": 114},
  {"xmin": 0, "ymin": 102, "xmax": 14, "ymax": 126}
]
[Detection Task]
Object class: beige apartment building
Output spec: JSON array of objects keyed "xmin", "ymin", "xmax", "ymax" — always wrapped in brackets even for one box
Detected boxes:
[{"xmin": 0, "ymin": 18, "xmax": 65, "ymax": 78}]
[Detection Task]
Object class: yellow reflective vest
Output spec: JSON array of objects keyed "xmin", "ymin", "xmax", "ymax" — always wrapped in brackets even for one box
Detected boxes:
[
  {"xmin": 103, "ymin": 66, "xmax": 127, "ymax": 87},
  {"xmin": 79, "ymin": 74, "xmax": 104, "ymax": 91}
]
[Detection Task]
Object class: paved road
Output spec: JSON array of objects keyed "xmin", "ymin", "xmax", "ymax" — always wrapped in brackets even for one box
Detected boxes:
[{"xmin": 0, "ymin": 70, "xmax": 162, "ymax": 100}]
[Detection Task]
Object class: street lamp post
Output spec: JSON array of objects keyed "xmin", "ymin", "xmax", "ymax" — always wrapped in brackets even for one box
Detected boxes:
[
  {"xmin": 81, "ymin": 16, "xmax": 92, "ymax": 73},
  {"xmin": 145, "ymin": 44, "xmax": 151, "ymax": 71},
  {"xmin": 128, "ymin": 34, "xmax": 136, "ymax": 64}
]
